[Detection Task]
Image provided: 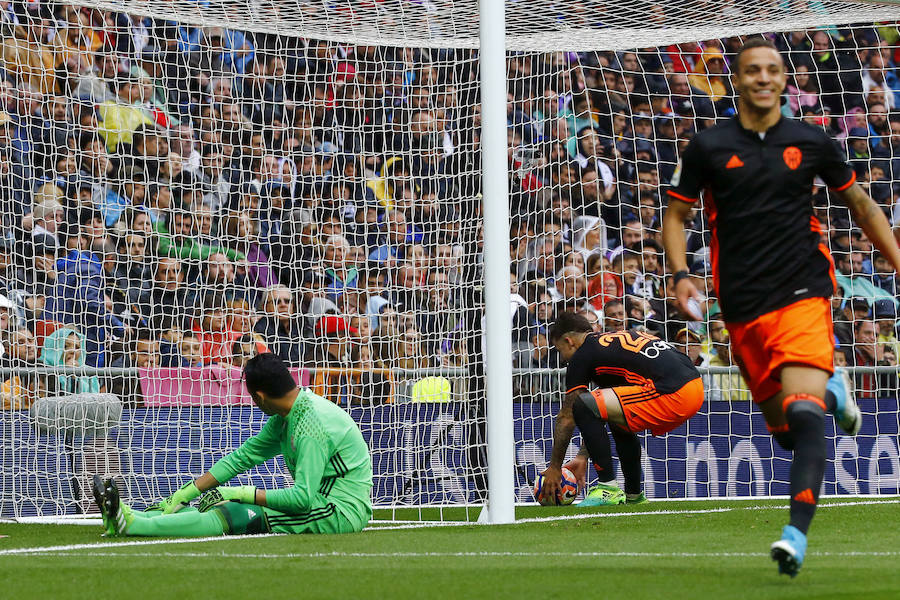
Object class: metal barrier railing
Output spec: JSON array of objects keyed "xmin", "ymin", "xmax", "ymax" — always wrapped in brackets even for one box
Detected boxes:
[
  {"xmin": 0, "ymin": 365, "xmax": 895, "ymax": 377},
  {"xmin": 510, "ymin": 365, "xmax": 900, "ymax": 402},
  {"xmin": 0, "ymin": 365, "xmax": 896, "ymax": 408}
]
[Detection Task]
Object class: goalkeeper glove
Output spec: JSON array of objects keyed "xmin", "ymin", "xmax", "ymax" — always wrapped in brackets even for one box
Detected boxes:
[
  {"xmin": 158, "ymin": 481, "xmax": 201, "ymax": 514},
  {"xmin": 197, "ymin": 485, "xmax": 257, "ymax": 513}
]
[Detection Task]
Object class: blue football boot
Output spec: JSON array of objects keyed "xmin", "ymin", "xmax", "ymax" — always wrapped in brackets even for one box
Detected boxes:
[{"xmin": 770, "ymin": 525, "xmax": 807, "ymax": 578}]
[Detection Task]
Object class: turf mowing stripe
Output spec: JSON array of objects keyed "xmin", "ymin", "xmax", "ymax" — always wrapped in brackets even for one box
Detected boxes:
[
  {"xmin": 4, "ymin": 499, "xmax": 898, "ymax": 555},
  {"xmin": 11, "ymin": 550, "xmax": 900, "ymax": 559},
  {"xmin": 6, "ymin": 497, "xmax": 896, "ymax": 527}
]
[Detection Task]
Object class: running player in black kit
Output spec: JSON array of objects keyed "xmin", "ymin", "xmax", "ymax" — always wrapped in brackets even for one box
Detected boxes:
[
  {"xmin": 662, "ymin": 38, "xmax": 900, "ymax": 577},
  {"xmin": 540, "ymin": 313, "xmax": 703, "ymax": 507}
]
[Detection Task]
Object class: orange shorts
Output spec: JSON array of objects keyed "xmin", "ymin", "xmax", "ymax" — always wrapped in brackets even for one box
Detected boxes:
[
  {"xmin": 590, "ymin": 378, "xmax": 704, "ymax": 436},
  {"xmin": 726, "ymin": 297, "xmax": 835, "ymax": 404}
]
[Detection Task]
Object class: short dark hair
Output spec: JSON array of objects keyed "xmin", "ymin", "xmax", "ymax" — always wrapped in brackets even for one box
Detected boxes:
[
  {"xmin": 548, "ymin": 312, "xmax": 593, "ymax": 344},
  {"xmin": 78, "ymin": 208, "xmax": 104, "ymax": 226},
  {"xmin": 854, "ymin": 318, "xmax": 874, "ymax": 332},
  {"xmin": 603, "ymin": 299, "xmax": 624, "ymax": 313},
  {"xmin": 735, "ymin": 37, "xmax": 780, "ymax": 74},
  {"xmin": 131, "ymin": 124, "xmax": 155, "ymax": 150},
  {"xmin": 832, "ymin": 250, "xmax": 850, "ymax": 265},
  {"xmin": 243, "ymin": 352, "xmax": 297, "ymax": 398},
  {"xmin": 230, "ymin": 333, "xmax": 259, "ymax": 358},
  {"xmin": 617, "ymin": 248, "xmax": 642, "ymax": 266},
  {"xmin": 640, "ymin": 239, "xmax": 663, "ymax": 253}
]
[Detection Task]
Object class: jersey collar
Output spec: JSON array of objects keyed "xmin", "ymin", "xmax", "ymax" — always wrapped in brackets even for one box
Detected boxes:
[{"xmin": 733, "ymin": 113, "xmax": 785, "ymax": 140}]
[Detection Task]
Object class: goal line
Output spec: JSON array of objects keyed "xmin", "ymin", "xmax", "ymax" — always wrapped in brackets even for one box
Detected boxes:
[{"xmin": 4, "ymin": 497, "xmax": 898, "ymax": 529}]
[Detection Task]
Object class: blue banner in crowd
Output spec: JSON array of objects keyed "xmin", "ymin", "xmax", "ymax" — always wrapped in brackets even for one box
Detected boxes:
[{"xmin": 2, "ymin": 399, "xmax": 898, "ymax": 517}]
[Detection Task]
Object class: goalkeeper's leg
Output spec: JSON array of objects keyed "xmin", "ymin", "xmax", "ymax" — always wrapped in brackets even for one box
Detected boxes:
[
  {"xmin": 126, "ymin": 501, "xmax": 361, "ymax": 536},
  {"xmin": 93, "ymin": 476, "xmax": 228, "ymax": 537},
  {"xmin": 95, "ymin": 476, "xmax": 363, "ymax": 536},
  {"xmin": 120, "ymin": 503, "xmax": 278, "ymax": 537},
  {"xmin": 123, "ymin": 506, "xmax": 230, "ymax": 537}
]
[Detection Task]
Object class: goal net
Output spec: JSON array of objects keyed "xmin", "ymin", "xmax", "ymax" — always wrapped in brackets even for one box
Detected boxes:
[{"xmin": 2, "ymin": 1, "xmax": 900, "ymax": 520}]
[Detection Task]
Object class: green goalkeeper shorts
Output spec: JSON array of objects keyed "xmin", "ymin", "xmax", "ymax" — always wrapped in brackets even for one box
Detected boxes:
[{"xmin": 215, "ymin": 495, "xmax": 364, "ymax": 535}]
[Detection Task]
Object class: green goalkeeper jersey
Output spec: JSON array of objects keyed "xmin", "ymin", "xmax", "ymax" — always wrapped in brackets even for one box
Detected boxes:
[{"xmin": 208, "ymin": 389, "xmax": 373, "ymax": 528}]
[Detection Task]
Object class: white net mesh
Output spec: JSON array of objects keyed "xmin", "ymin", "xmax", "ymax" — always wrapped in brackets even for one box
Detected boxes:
[
  {"xmin": 69, "ymin": 1, "xmax": 900, "ymax": 50},
  {"xmin": 1, "ymin": 3, "xmax": 899, "ymax": 519}
]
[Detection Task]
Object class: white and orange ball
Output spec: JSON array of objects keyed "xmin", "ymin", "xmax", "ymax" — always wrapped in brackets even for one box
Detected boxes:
[{"xmin": 533, "ymin": 467, "xmax": 578, "ymax": 506}]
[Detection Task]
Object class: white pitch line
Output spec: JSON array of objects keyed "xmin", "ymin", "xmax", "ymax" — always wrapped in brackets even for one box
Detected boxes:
[
  {"xmin": 811, "ymin": 499, "xmax": 900, "ymax": 509},
  {"xmin": 0, "ymin": 533, "xmax": 284, "ymax": 556},
  {"xmin": 3, "ymin": 499, "xmax": 898, "ymax": 556},
  {"xmin": 6, "ymin": 498, "xmax": 897, "ymax": 527},
  {"xmin": 9, "ymin": 550, "xmax": 900, "ymax": 559},
  {"xmin": 364, "ymin": 508, "xmax": 737, "ymax": 531},
  {"xmin": 365, "ymin": 499, "xmax": 900, "ymax": 530}
]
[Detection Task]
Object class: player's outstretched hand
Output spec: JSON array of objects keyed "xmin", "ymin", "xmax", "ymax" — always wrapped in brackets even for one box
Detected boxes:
[
  {"xmin": 158, "ymin": 481, "xmax": 201, "ymax": 514},
  {"xmin": 539, "ymin": 465, "xmax": 562, "ymax": 503},
  {"xmin": 674, "ymin": 277, "xmax": 705, "ymax": 321},
  {"xmin": 197, "ymin": 485, "xmax": 257, "ymax": 513},
  {"xmin": 563, "ymin": 455, "xmax": 588, "ymax": 492}
]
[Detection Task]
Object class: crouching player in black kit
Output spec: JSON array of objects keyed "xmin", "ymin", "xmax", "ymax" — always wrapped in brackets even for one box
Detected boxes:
[{"xmin": 540, "ymin": 313, "xmax": 704, "ymax": 506}]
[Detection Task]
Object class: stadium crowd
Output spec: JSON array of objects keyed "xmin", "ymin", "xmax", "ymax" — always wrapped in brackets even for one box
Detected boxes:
[{"xmin": 0, "ymin": 3, "xmax": 897, "ymax": 409}]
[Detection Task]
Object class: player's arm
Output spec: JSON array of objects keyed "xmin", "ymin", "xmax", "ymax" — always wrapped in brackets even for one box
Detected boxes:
[
  {"xmin": 541, "ymin": 343, "xmax": 593, "ymax": 498},
  {"xmin": 542, "ymin": 334, "xmax": 601, "ymax": 498},
  {"xmin": 549, "ymin": 389, "xmax": 580, "ymax": 470},
  {"xmin": 207, "ymin": 416, "xmax": 282, "ymax": 485},
  {"xmin": 256, "ymin": 437, "xmax": 329, "ymax": 513},
  {"xmin": 816, "ymin": 130, "xmax": 900, "ymax": 272},
  {"xmin": 562, "ymin": 445, "xmax": 591, "ymax": 490},
  {"xmin": 662, "ymin": 138, "xmax": 707, "ymax": 320},
  {"xmin": 835, "ymin": 182, "xmax": 900, "ymax": 274},
  {"xmin": 160, "ymin": 417, "xmax": 282, "ymax": 513},
  {"xmin": 662, "ymin": 198, "xmax": 692, "ymax": 274},
  {"xmin": 663, "ymin": 200, "xmax": 705, "ymax": 320},
  {"xmin": 541, "ymin": 388, "xmax": 581, "ymax": 499}
]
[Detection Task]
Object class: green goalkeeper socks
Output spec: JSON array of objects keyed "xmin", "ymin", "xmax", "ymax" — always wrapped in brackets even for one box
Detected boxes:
[{"xmin": 125, "ymin": 507, "xmax": 226, "ymax": 537}]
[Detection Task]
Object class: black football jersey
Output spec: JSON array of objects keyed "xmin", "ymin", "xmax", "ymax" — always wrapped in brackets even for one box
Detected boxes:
[
  {"xmin": 667, "ymin": 116, "xmax": 853, "ymax": 322},
  {"xmin": 565, "ymin": 330, "xmax": 700, "ymax": 395}
]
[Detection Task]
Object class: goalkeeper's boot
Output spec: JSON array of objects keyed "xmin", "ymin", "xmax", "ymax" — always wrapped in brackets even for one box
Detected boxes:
[
  {"xmin": 92, "ymin": 476, "xmax": 132, "ymax": 537},
  {"xmin": 625, "ymin": 492, "xmax": 648, "ymax": 505},
  {"xmin": 92, "ymin": 475, "xmax": 116, "ymax": 537},
  {"xmin": 578, "ymin": 483, "xmax": 625, "ymax": 507},
  {"xmin": 770, "ymin": 525, "xmax": 807, "ymax": 578},
  {"xmin": 827, "ymin": 368, "xmax": 862, "ymax": 435}
]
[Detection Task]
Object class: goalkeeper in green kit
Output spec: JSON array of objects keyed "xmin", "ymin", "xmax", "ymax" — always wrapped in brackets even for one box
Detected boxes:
[{"xmin": 92, "ymin": 353, "xmax": 373, "ymax": 536}]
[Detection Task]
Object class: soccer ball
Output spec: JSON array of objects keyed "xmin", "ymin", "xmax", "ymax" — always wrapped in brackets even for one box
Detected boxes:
[{"xmin": 533, "ymin": 467, "xmax": 578, "ymax": 506}]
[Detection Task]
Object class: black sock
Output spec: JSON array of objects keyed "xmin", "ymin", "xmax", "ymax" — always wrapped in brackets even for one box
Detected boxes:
[
  {"xmin": 572, "ymin": 396, "xmax": 614, "ymax": 481},
  {"xmin": 823, "ymin": 389, "xmax": 837, "ymax": 413},
  {"xmin": 611, "ymin": 426, "xmax": 642, "ymax": 495},
  {"xmin": 784, "ymin": 396, "xmax": 826, "ymax": 535}
]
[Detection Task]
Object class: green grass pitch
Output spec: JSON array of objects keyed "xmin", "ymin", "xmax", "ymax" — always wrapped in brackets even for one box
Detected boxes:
[{"xmin": 2, "ymin": 498, "xmax": 899, "ymax": 599}]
